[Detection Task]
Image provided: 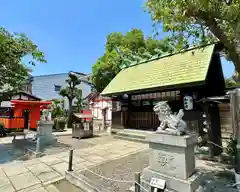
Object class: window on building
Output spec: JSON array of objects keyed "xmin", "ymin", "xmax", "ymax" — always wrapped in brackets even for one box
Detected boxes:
[{"xmin": 54, "ymin": 85, "xmax": 61, "ymax": 92}]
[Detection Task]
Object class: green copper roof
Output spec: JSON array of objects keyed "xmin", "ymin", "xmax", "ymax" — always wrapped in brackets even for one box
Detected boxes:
[{"xmin": 101, "ymin": 44, "xmax": 215, "ymax": 96}]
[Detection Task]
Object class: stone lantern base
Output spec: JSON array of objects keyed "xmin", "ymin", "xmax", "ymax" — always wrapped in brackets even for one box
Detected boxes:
[{"xmin": 36, "ymin": 120, "xmax": 57, "ymax": 148}]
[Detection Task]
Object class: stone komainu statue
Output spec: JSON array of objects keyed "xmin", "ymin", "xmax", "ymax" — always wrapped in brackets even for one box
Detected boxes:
[{"xmin": 153, "ymin": 101, "xmax": 187, "ymax": 135}]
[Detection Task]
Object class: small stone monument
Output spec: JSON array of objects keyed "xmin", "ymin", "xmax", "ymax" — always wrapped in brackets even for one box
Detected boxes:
[{"xmin": 141, "ymin": 101, "xmax": 202, "ymax": 192}]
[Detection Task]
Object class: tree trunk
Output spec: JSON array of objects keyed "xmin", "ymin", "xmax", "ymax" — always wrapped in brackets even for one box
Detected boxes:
[
  {"xmin": 202, "ymin": 16, "xmax": 240, "ymax": 72},
  {"xmin": 67, "ymin": 99, "xmax": 73, "ymax": 128}
]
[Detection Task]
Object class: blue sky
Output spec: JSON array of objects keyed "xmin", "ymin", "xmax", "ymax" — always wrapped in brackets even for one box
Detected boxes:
[{"xmin": 0, "ymin": 0, "xmax": 234, "ymax": 77}]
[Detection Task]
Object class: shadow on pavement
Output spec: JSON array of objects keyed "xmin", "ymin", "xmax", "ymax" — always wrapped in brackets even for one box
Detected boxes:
[{"xmin": 0, "ymin": 139, "xmax": 72, "ymax": 165}]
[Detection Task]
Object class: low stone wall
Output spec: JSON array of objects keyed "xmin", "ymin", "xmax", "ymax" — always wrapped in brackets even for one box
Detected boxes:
[{"xmin": 93, "ymin": 119, "xmax": 111, "ymax": 132}]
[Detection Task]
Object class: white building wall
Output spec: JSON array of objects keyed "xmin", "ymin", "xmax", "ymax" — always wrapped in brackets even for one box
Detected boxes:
[
  {"xmin": 90, "ymin": 99, "xmax": 112, "ymax": 121},
  {"xmin": 32, "ymin": 73, "xmax": 92, "ymax": 110}
]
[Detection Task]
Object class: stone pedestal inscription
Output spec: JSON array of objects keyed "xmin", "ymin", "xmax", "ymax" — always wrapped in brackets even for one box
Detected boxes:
[
  {"xmin": 156, "ymin": 152, "xmax": 175, "ymax": 168},
  {"xmin": 156, "ymin": 152, "xmax": 175, "ymax": 171},
  {"xmin": 141, "ymin": 133, "xmax": 202, "ymax": 192}
]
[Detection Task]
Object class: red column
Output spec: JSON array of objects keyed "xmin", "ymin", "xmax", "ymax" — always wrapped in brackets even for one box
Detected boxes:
[{"xmin": 30, "ymin": 105, "xmax": 40, "ymax": 129}]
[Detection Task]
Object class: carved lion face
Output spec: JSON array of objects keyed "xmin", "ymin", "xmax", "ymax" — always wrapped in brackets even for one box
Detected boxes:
[{"xmin": 153, "ymin": 101, "xmax": 172, "ymax": 116}]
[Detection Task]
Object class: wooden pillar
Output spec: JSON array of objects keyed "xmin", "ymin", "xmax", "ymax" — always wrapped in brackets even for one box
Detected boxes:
[
  {"xmin": 232, "ymin": 89, "xmax": 240, "ymax": 173},
  {"xmin": 209, "ymin": 103, "xmax": 222, "ymax": 156},
  {"xmin": 203, "ymin": 102, "xmax": 222, "ymax": 157},
  {"xmin": 230, "ymin": 92, "xmax": 237, "ymax": 139},
  {"xmin": 203, "ymin": 104, "xmax": 214, "ymax": 157},
  {"xmin": 127, "ymin": 94, "xmax": 132, "ymax": 128}
]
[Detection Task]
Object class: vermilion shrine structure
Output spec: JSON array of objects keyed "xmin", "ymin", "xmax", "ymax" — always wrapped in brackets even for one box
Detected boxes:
[{"xmin": 0, "ymin": 100, "xmax": 52, "ymax": 133}]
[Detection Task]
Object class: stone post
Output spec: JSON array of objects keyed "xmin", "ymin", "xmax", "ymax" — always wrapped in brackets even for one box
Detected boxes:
[{"xmin": 134, "ymin": 172, "xmax": 141, "ymax": 192}]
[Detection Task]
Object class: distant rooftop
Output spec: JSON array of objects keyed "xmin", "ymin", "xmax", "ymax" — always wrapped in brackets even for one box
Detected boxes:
[{"xmin": 33, "ymin": 71, "xmax": 88, "ymax": 77}]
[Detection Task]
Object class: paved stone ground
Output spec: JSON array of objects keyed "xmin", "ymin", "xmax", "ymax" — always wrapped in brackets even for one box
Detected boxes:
[
  {"xmin": 0, "ymin": 136, "xmax": 148, "ymax": 191},
  {"xmin": 0, "ymin": 134, "xmax": 238, "ymax": 192}
]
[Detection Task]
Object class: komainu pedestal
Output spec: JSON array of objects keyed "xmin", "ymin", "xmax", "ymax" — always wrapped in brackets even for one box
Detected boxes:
[{"xmin": 141, "ymin": 133, "xmax": 202, "ymax": 192}]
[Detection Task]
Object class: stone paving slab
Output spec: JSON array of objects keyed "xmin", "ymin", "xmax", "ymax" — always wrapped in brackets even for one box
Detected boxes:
[
  {"xmin": 0, "ymin": 175, "xmax": 11, "ymax": 187},
  {"xmin": 37, "ymin": 171, "xmax": 61, "ymax": 183},
  {"xmin": 57, "ymin": 155, "xmax": 84, "ymax": 164},
  {"xmin": 28, "ymin": 162, "xmax": 53, "ymax": 174},
  {"xmin": 51, "ymin": 162, "xmax": 69, "ymax": 176},
  {"xmin": 9, "ymin": 171, "xmax": 41, "ymax": 191},
  {"xmin": 0, "ymin": 167, "xmax": 6, "ymax": 177},
  {"xmin": 18, "ymin": 184, "xmax": 44, "ymax": 192},
  {"xmin": 23, "ymin": 159, "xmax": 41, "ymax": 167},
  {"xmin": 0, "ymin": 183, "xmax": 15, "ymax": 192},
  {"xmin": 53, "ymin": 151, "xmax": 69, "ymax": 159},
  {"xmin": 2, "ymin": 162, "xmax": 29, "ymax": 177},
  {"xmin": 19, "ymin": 186, "xmax": 48, "ymax": 192},
  {"xmin": 39, "ymin": 156, "xmax": 62, "ymax": 166},
  {"xmin": 26, "ymin": 188, "xmax": 47, "ymax": 192}
]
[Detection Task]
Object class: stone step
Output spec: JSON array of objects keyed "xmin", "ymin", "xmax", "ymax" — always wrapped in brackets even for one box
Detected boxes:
[
  {"xmin": 46, "ymin": 184, "xmax": 61, "ymax": 192},
  {"xmin": 111, "ymin": 128, "xmax": 121, "ymax": 134},
  {"xmin": 121, "ymin": 129, "xmax": 153, "ymax": 134},
  {"xmin": 114, "ymin": 129, "xmax": 152, "ymax": 143},
  {"xmin": 117, "ymin": 131, "xmax": 146, "ymax": 139},
  {"xmin": 114, "ymin": 134, "xmax": 147, "ymax": 143}
]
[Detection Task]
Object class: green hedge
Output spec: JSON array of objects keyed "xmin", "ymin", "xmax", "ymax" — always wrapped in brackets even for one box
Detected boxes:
[{"xmin": 53, "ymin": 118, "xmax": 66, "ymax": 131}]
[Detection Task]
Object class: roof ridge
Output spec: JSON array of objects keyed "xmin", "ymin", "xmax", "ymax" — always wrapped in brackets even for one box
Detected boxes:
[{"xmin": 122, "ymin": 43, "xmax": 216, "ymax": 69}]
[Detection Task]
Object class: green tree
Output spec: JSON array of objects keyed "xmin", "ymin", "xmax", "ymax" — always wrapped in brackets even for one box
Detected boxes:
[
  {"xmin": 59, "ymin": 72, "xmax": 82, "ymax": 128},
  {"xmin": 225, "ymin": 71, "xmax": 240, "ymax": 88},
  {"xmin": 74, "ymin": 89, "xmax": 83, "ymax": 112},
  {"xmin": 51, "ymin": 99, "xmax": 64, "ymax": 118},
  {"xmin": 92, "ymin": 29, "xmax": 173, "ymax": 92},
  {"xmin": 0, "ymin": 27, "xmax": 46, "ymax": 100},
  {"xmin": 145, "ymin": 0, "xmax": 240, "ymax": 71}
]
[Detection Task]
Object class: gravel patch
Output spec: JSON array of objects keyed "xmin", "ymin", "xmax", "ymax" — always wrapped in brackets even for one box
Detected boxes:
[
  {"xmin": 80, "ymin": 149, "xmax": 150, "ymax": 192},
  {"xmin": 199, "ymin": 170, "xmax": 238, "ymax": 192}
]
